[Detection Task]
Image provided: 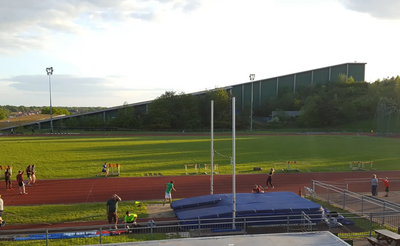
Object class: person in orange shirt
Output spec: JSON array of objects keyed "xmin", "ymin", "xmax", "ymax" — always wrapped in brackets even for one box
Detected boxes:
[{"xmin": 380, "ymin": 177, "xmax": 389, "ymax": 197}]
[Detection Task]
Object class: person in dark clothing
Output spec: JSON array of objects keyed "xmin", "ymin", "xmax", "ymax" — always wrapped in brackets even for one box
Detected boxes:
[
  {"xmin": 106, "ymin": 194, "xmax": 122, "ymax": 229},
  {"xmin": 5, "ymin": 168, "xmax": 13, "ymax": 191},
  {"xmin": 266, "ymin": 168, "xmax": 275, "ymax": 189}
]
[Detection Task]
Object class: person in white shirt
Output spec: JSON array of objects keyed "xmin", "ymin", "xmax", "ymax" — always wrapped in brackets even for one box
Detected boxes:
[{"xmin": 0, "ymin": 195, "xmax": 5, "ymax": 227}]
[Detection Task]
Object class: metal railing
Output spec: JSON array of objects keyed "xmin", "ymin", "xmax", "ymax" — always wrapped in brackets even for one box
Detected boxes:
[{"xmin": 2, "ymin": 211, "xmax": 400, "ymax": 245}]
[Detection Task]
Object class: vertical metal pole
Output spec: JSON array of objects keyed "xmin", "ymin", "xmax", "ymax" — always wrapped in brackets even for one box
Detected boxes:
[
  {"xmin": 99, "ymin": 227, "xmax": 102, "ymax": 244},
  {"xmin": 48, "ymin": 74, "xmax": 53, "ymax": 133},
  {"xmin": 383, "ymin": 202, "xmax": 385, "ymax": 225},
  {"xmin": 343, "ymin": 189, "xmax": 346, "ymax": 209},
  {"xmin": 198, "ymin": 218, "xmax": 201, "ymax": 237},
  {"xmin": 286, "ymin": 215, "xmax": 290, "ymax": 232},
  {"xmin": 232, "ymin": 97, "xmax": 236, "ymax": 229},
  {"xmin": 46, "ymin": 229, "xmax": 49, "ymax": 246},
  {"xmin": 211, "ymin": 100, "xmax": 214, "ymax": 195},
  {"xmin": 361, "ymin": 196, "xmax": 364, "ymax": 215},
  {"xmin": 327, "ymin": 186, "xmax": 330, "ymax": 204},
  {"xmin": 369, "ymin": 213, "xmax": 373, "ymax": 236},
  {"xmin": 250, "ymin": 82, "xmax": 253, "ymax": 132}
]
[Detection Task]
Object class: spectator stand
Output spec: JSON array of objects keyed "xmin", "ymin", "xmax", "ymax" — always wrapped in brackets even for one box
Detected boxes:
[
  {"xmin": 0, "ymin": 165, "xmax": 12, "ymax": 179},
  {"xmin": 204, "ymin": 164, "xmax": 218, "ymax": 174},
  {"xmin": 106, "ymin": 163, "xmax": 120, "ymax": 176},
  {"xmin": 350, "ymin": 161, "xmax": 374, "ymax": 171}
]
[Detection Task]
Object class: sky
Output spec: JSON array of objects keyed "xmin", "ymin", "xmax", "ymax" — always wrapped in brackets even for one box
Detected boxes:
[{"xmin": 1, "ymin": 0, "xmax": 400, "ymax": 107}]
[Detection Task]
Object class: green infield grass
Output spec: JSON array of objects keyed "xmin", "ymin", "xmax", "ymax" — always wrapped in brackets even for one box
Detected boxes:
[
  {"xmin": 0, "ymin": 134, "xmax": 399, "ymax": 179},
  {"xmin": 4, "ymin": 201, "xmax": 147, "ymax": 225}
]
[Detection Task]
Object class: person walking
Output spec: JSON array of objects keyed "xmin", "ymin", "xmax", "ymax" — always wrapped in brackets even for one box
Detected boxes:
[
  {"xmin": 25, "ymin": 165, "xmax": 32, "ymax": 186},
  {"xmin": 106, "ymin": 194, "xmax": 122, "ymax": 229},
  {"xmin": 31, "ymin": 165, "xmax": 36, "ymax": 185},
  {"xmin": 0, "ymin": 195, "xmax": 5, "ymax": 227},
  {"xmin": 266, "ymin": 168, "xmax": 275, "ymax": 189},
  {"xmin": 96, "ymin": 163, "xmax": 109, "ymax": 177},
  {"xmin": 16, "ymin": 170, "xmax": 27, "ymax": 195},
  {"xmin": 371, "ymin": 174, "xmax": 378, "ymax": 196},
  {"xmin": 163, "ymin": 181, "xmax": 176, "ymax": 206},
  {"xmin": 380, "ymin": 177, "xmax": 389, "ymax": 197},
  {"xmin": 5, "ymin": 168, "xmax": 13, "ymax": 191}
]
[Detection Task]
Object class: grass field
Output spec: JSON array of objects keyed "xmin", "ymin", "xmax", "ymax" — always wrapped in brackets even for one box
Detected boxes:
[
  {"xmin": 1, "ymin": 134, "xmax": 400, "ymax": 179},
  {"xmin": 4, "ymin": 201, "xmax": 148, "ymax": 225}
]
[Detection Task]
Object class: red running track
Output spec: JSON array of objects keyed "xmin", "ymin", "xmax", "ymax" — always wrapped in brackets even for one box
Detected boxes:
[
  {"xmin": 3, "ymin": 171, "xmax": 399, "ymax": 206},
  {"xmin": 1, "ymin": 171, "xmax": 399, "ymax": 231}
]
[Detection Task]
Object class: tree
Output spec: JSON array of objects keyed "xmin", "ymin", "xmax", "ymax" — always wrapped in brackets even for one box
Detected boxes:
[{"xmin": 0, "ymin": 108, "xmax": 8, "ymax": 120}]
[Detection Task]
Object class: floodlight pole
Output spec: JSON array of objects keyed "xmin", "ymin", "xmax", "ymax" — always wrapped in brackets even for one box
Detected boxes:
[
  {"xmin": 211, "ymin": 100, "xmax": 214, "ymax": 195},
  {"xmin": 249, "ymin": 74, "xmax": 255, "ymax": 132},
  {"xmin": 232, "ymin": 97, "xmax": 236, "ymax": 229},
  {"xmin": 46, "ymin": 67, "xmax": 54, "ymax": 133}
]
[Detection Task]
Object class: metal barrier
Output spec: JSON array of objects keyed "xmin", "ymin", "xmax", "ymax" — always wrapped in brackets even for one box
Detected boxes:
[{"xmin": 2, "ymin": 211, "xmax": 400, "ymax": 245}]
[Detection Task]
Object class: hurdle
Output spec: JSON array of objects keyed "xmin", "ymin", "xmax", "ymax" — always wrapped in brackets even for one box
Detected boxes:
[
  {"xmin": 106, "ymin": 163, "xmax": 121, "ymax": 176},
  {"xmin": 350, "ymin": 161, "xmax": 373, "ymax": 171},
  {"xmin": 204, "ymin": 164, "xmax": 218, "ymax": 174},
  {"xmin": 274, "ymin": 161, "xmax": 311, "ymax": 172},
  {"xmin": 184, "ymin": 164, "xmax": 198, "ymax": 175}
]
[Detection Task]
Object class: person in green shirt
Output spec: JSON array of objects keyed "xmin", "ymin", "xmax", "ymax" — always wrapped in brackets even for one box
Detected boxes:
[
  {"xmin": 163, "ymin": 180, "xmax": 176, "ymax": 206},
  {"xmin": 124, "ymin": 211, "xmax": 138, "ymax": 230}
]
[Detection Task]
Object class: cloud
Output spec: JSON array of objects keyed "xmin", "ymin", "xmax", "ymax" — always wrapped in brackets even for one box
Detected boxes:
[
  {"xmin": 338, "ymin": 0, "xmax": 400, "ymax": 19},
  {"xmin": 0, "ymin": 74, "xmax": 172, "ymax": 95},
  {"xmin": 0, "ymin": 0, "xmax": 203, "ymax": 54}
]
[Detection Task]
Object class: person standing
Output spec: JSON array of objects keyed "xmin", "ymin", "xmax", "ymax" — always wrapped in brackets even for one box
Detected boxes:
[
  {"xmin": 163, "ymin": 181, "xmax": 176, "ymax": 206},
  {"xmin": 5, "ymin": 168, "xmax": 13, "ymax": 191},
  {"xmin": 0, "ymin": 195, "xmax": 5, "ymax": 227},
  {"xmin": 25, "ymin": 165, "xmax": 32, "ymax": 186},
  {"xmin": 266, "ymin": 168, "xmax": 275, "ymax": 189},
  {"xmin": 371, "ymin": 174, "xmax": 378, "ymax": 196},
  {"xmin": 31, "ymin": 165, "xmax": 36, "ymax": 185},
  {"xmin": 16, "ymin": 170, "xmax": 27, "ymax": 195},
  {"xmin": 380, "ymin": 177, "xmax": 389, "ymax": 197},
  {"xmin": 96, "ymin": 163, "xmax": 109, "ymax": 177},
  {"xmin": 106, "ymin": 194, "xmax": 122, "ymax": 229}
]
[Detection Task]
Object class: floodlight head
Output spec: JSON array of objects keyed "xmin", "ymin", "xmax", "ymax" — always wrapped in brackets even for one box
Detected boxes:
[
  {"xmin": 249, "ymin": 74, "xmax": 255, "ymax": 81},
  {"xmin": 46, "ymin": 67, "xmax": 53, "ymax": 75}
]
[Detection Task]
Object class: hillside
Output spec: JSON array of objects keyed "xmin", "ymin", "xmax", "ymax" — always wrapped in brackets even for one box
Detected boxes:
[{"xmin": 0, "ymin": 114, "xmax": 51, "ymax": 129}]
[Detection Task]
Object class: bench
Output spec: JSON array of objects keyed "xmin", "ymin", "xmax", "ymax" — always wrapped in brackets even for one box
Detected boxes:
[
  {"xmin": 375, "ymin": 229, "xmax": 400, "ymax": 246},
  {"xmin": 366, "ymin": 237, "xmax": 388, "ymax": 246}
]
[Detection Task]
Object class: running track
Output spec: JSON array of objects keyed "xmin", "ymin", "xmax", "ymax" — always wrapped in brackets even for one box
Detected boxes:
[
  {"xmin": 3, "ymin": 171, "xmax": 399, "ymax": 206},
  {"xmin": 1, "ymin": 171, "xmax": 400, "ymax": 231}
]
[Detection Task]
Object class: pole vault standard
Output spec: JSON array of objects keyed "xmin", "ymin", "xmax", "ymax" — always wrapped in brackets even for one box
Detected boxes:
[
  {"xmin": 232, "ymin": 97, "xmax": 236, "ymax": 229},
  {"xmin": 211, "ymin": 100, "xmax": 214, "ymax": 195}
]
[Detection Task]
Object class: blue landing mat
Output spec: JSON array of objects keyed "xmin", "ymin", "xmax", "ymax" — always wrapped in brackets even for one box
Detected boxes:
[{"xmin": 171, "ymin": 192, "xmax": 323, "ymax": 221}]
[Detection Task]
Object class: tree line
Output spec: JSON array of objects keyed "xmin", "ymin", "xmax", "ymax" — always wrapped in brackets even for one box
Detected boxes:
[
  {"xmin": 3, "ymin": 74, "xmax": 400, "ymax": 130},
  {"xmin": 59, "ymin": 74, "xmax": 400, "ymax": 130}
]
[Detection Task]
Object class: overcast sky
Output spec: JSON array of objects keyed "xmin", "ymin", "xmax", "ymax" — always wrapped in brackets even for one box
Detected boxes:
[{"xmin": 1, "ymin": 0, "xmax": 399, "ymax": 107}]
